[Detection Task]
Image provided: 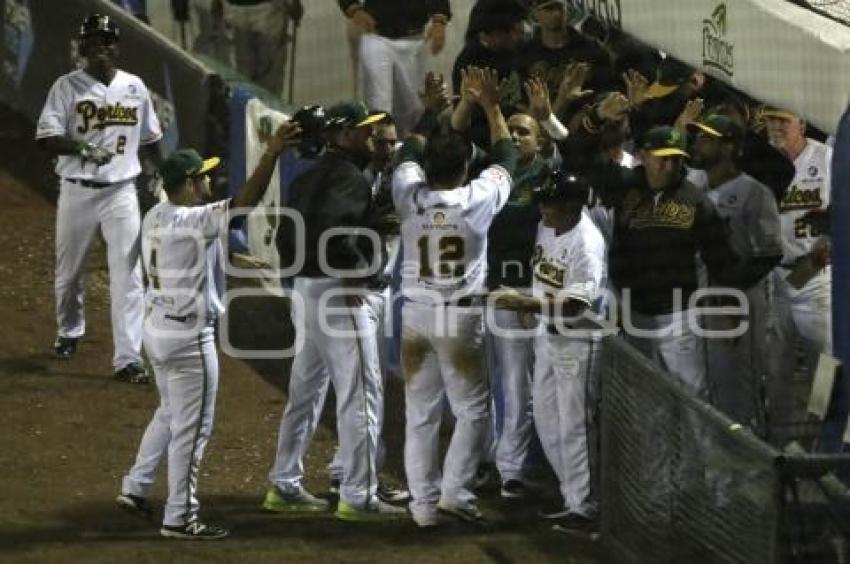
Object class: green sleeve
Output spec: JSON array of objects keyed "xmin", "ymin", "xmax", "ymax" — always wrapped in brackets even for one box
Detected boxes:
[{"xmin": 489, "ymin": 138, "xmax": 518, "ymax": 177}]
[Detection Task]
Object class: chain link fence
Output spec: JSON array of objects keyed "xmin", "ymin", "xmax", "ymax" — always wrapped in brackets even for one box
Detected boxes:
[{"xmin": 598, "ymin": 336, "xmax": 850, "ymax": 563}]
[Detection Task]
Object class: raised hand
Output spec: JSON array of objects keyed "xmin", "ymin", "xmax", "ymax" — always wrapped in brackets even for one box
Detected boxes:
[
  {"xmin": 524, "ymin": 76, "xmax": 552, "ymax": 121},
  {"xmin": 674, "ymin": 97, "xmax": 704, "ymax": 131},
  {"xmin": 460, "ymin": 66, "xmax": 483, "ymax": 104},
  {"xmin": 596, "ymin": 91, "xmax": 630, "ymax": 122},
  {"xmin": 419, "ymin": 71, "xmax": 451, "ymax": 113},
  {"xmin": 557, "ymin": 62, "xmax": 594, "ymax": 103},
  {"xmin": 476, "ymin": 67, "xmax": 502, "ymax": 109},
  {"xmin": 267, "ymin": 120, "xmax": 302, "ymax": 154},
  {"xmin": 622, "ymin": 68, "xmax": 650, "ymax": 108}
]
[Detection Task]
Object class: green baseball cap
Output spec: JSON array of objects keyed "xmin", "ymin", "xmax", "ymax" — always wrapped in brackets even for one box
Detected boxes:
[
  {"xmin": 160, "ymin": 148, "xmax": 220, "ymax": 189},
  {"xmin": 325, "ymin": 100, "xmax": 386, "ymax": 129},
  {"xmin": 642, "ymin": 126, "xmax": 690, "ymax": 158},
  {"xmin": 689, "ymin": 114, "xmax": 743, "ymax": 140}
]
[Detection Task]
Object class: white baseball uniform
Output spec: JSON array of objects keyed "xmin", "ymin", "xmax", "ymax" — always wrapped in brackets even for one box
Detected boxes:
[
  {"xmin": 121, "ymin": 198, "xmax": 228, "ymax": 527},
  {"xmin": 327, "ymin": 166, "xmax": 400, "ymax": 483},
  {"xmin": 36, "ymin": 68, "xmax": 162, "ymax": 370},
  {"xmin": 531, "ymin": 213, "xmax": 606, "ymax": 518},
  {"xmin": 393, "ymin": 158, "xmax": 510, "ymax": 523},
  {"xmin": 703, "ymin": 173, "xmax": 782, "ymax": 428},
  {"xmin": 768, "ymin": 139, "xmax": 833, "ymax": 444}
]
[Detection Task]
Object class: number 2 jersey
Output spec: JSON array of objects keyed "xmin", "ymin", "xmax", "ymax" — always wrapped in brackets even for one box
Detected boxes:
[
  {"xmin": 141, "ymin": 200, "xmax": 228, "ymax": 326},
  {"xmin": 778, "ymin": 138, "xmax": 832, "ymax": 264},
  {"xmin": 36, "ymin": 69, "xmax": 162, "ymax": 183},
  {"xmin": 393, "ymin": 160, "xmax": 512, "ymax": 305}
]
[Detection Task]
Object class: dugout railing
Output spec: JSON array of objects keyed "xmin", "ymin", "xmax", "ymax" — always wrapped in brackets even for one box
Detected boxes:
[{"xmin": 598, "ymin": 335, "xmax": 850, "ymax": 563}]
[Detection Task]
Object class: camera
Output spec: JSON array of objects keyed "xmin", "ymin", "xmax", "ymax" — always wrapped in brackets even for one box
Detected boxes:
[{"xmin": 291, "ymin": 105, "xmax": 327, "ymax": 158}]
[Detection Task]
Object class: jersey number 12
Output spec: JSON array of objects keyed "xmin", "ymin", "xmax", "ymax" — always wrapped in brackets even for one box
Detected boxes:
[{"xmin": 418, "ymin": 235, "xmax": 465, "ymax": 279}]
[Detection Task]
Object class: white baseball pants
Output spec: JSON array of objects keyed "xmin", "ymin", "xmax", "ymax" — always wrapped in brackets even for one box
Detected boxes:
[
  {"xmin": 485, "ymin": 308, "xmax": 535, "ymax": 483},
  {"xmin": 122, "ymin": 322, "xmax": 218, "ymax": 527},
  {"xmin": 626, "ymin": 309, "xmax": 708, "ymax": 399},
  {"xmin": 358, "ymin": 33, "xmax": 425, "ymax": 136},
  {"xmin": 533, "ymin": 332, "xmax": 597, "ymax": 517},
  {"xmin": 328, "ymin": 289, "xmax": 389, "ymax": 481},
  {"xmin": 55, "ymin": 179, "xmax": 144, "ymax": 371},
  {"xmin": 226, "ymin": 0, "xmax": 289, "ymax": 97},
  {"xmin": 269, "ymin": 277, "xmax": 379, "ymax": 507},
  {"xmin": 402, "ymin": 301, "xmax": 489, "ymax": 521}
]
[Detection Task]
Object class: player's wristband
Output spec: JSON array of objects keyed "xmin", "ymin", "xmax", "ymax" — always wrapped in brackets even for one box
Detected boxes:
[{"xmin": 540, "ymin": 113, "xmax": 569, "ymax": 141}]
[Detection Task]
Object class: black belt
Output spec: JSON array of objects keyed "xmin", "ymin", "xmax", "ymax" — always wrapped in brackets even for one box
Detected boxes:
[
  {"xmin": 547, "ymin": 323, "xmax": 576, "ymax": 336},
  {"xmin": 445, "ymin": 296, "xmax": 484, "ymax": 307},
  {"xmin": 165, "ymin": 314, "xmax": 195, "ymax": 323},
  {"xmin": 65, "ymin": 178, "xmax": 112, "ymax": 188}
]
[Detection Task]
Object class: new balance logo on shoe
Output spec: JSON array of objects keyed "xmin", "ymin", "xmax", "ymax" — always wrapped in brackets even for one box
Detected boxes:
[{"xmin": 160, "ymin": 520, "xmax": 229, "ymax": 540}]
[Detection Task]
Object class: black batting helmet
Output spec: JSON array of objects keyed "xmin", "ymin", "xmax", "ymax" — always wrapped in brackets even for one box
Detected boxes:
[
  {"xmin": 79, "ymin": 13, "xmax": 119, "ymax": 43},
  {"xmin": 534, "ymin": 169, "xmax": 593, "ymax": 206}
]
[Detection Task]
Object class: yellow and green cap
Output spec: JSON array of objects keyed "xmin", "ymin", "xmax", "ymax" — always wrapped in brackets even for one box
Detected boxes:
[
  {"xmin": 642, "ymin": 126, "xmax": 690, "ymax": 158},
  {"xmin": 325, "ymin": 100, "xmax": 386, "ymax": 129},
  {"xmin": 689, "ymin": 114, "xmax": 743, "ymax": 140},
  {"xmin": 160, "ymin": 148, "xmax": 220, "ymax": 189}
]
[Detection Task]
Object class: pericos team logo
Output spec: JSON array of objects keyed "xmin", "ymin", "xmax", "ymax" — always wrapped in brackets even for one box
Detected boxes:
[{"xmin": 702, "ymin": 3, "xmax": 734, "ymax": 78}]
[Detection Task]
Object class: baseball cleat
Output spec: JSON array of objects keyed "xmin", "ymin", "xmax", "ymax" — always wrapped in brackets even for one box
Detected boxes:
[
  {"xmin": 53, "ymin": 336, "xmax": 78, "ymax": 360},
  {"xmin": 377, "ymin": 482, "xmax": 411, "ymax": 504},
  {"xmin": 115, "ymin": 362, "xmax": 151, "ymax": 384},
  {"xmin": 115, "ymin": 493, "xmax": 154, "ymax": 520},
  {"xmin": 538, "ymin": 507, "xmax": 571, "ymax": 520},
  {"xmin": 437, "ymin": 501, "xmax": 486, "ymax": 523},
  {"xmin": 262, "ymin": 486, "xmax": 329, "ymax": 513},
  {"xmin": 551, "ymin": 513, "xmax": 599, "ymax": 537},
  {"xmin": 411, "ymin": 510, "xmax": 440, "ymax": 528},
  {"xmin": 334, "ymin": 499, "xmax": 408, "ymax": 522},
  {"xmin": 160, "ymin": 520, "xmax": 228, "ymax": 540},
  {"xmin": 500, "ymin": 479, "xmax": 527, "ymax": 499}
]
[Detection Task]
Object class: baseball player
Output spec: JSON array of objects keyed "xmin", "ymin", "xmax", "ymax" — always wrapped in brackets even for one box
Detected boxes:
[
  {"xmin": 326, "ymin": 115, "xmax": 411, "ymax": 503},
  {"xmin": 266, "ymin": 101, "xmax": 407, "ymax": 522},
  {"xmin": 688, "ymin": 115, "xmax": 783, "ymax": 430},
  {"xmin": 393, "ymin": 67, "xmax": 516, "ymax": 527},
  {"xmin": 492, "ymin": 171, "xmax": 605, "ymax": 535},
  {"xmin": 116, "ymin": 121, "xmax": 301, "ymax": 539},
  {"xmin": 608, "ymin": 126, "xmax": 736, "ymax": 398},
  {"xmin": 340, "ymin": 0, "xmax": 451, "ymax": 136},
  {"xmin": 762, "ymin": 108, "xmax": 833, "ymax": 445},
  {"xmin": 36, "ymin": 14, "xmax": 162, "ymax": 383}
]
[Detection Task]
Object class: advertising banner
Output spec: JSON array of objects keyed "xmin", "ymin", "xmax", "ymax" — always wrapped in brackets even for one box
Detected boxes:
[{"xmin": 607, "ymin": 0, "xmax": 850, "ymax": 133}]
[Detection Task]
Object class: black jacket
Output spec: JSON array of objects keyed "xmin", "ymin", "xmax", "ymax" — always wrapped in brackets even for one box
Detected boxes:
[
  {"xmin": 608, "ymin": 170, "xmax": 737, "ymax": 315},
  {"xmin": 277, "ymin": 150, "xmax": 376, "ymax": 278}
]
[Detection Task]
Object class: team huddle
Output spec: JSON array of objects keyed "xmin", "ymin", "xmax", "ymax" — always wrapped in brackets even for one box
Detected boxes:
[{"xmin": 36, "ymin": 5, "xmax": 833, "ymax": 542}]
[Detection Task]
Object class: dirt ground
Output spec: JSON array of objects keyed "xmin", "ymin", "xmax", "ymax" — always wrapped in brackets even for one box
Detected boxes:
[{"xmin": 0, "ymin": 105, "xmax": 605, "ymax": 563}]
